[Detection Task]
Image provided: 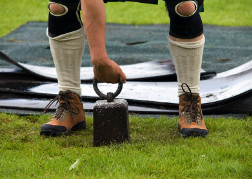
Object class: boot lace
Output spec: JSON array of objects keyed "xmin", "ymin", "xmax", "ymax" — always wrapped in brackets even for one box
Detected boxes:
[
  {"xmin": 181, "ymin": 83, "xmax": 202, "ymax": 122},
  {"xmin": 43, "ymin": 91, "xmax": 79, "ymax": 119}
]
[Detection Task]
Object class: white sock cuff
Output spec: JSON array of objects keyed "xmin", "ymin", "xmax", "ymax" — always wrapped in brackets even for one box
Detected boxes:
[
  {"xmin": 47, "ymin": 27, "xmax": 85, "ymax": 49},
  {"xmin": 178, "ymin": 84, "xmax": 200, "ymax": 96},
  {"xmin": 168, "ymin": 35, "xmax": 205, "ymax": 49},
  {"xmin": 58, "ymin": 85, "xmax": 82, "ymax": 96}
]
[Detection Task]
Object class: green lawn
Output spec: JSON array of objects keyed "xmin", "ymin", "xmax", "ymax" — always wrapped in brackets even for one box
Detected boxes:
[
  {"xmin": 1, "ymin": 113, "xmax": 252, "ymax": 178},
  {"xmin": 1, "ymin": 0, "xmax": 252, "ymax": 178}
]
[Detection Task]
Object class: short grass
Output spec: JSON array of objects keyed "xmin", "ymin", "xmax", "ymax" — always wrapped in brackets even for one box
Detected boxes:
[
  {"xmin": 1, "ymin": 113, "xmax": 252, "ymax": 178},
  {"xmin": 1, "ymin": 0, "xmax": 252, "ymax": 37}
]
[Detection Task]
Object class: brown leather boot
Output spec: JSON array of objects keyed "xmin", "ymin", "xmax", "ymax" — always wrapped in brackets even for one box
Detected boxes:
[
  {"xmin": 178, "ymin": 84, "xmax": 208, "ymax": 137},
  {"xmin": 40, "ymin": 91, "xmax": 86, "ymax": 136}
]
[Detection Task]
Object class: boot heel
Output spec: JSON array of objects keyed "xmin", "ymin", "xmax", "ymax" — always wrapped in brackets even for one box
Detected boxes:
[{"xmin": 73, "ymin": 120, "xmax": 86, "ymax": 131}]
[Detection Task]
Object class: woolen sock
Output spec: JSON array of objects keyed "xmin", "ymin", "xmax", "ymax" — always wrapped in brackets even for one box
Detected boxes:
[
  {"xmin": 47, "ymin": 27, "xmax": 85, "ymax": 95},
  {"xmin": 168, "ymin": 35, "xmax": 205, "ymax": 96}
]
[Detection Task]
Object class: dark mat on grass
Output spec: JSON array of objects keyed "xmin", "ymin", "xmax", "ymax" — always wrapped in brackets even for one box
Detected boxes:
[
  {"xmin": 0, "ymin": 51, "xmax": 215, "ymax": 82},
  {"xmin": 0, "ymin": 92, "xmax": 252, "ymax": 115},
  {"xmin": 0, "ymin": 22, "xmax": 252, "ymax": 73},
  {"xmin": 1, "ymin": 22, "xmax": 252, "ymax": 116}
]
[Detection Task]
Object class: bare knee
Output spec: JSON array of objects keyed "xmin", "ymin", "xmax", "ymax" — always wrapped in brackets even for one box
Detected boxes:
[
  {"xmin": 177, "ymin": 1, "xmax": 196, "ymax": 17},
  {"xmin": 49, "ymin": 3, "xmax": 65, "ymax": 15}
]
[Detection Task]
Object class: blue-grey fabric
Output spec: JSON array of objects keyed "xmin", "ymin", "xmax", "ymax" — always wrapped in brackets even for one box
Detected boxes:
[{"xmin": 1, "ymin": 22, "xmax": 252, "ymax": 73}]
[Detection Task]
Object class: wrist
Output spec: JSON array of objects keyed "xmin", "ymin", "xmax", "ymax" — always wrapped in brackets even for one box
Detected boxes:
[
  {"xmin": 90, "ymin": 46, "xmax": 109, "ymax": 63},
  {"xmin": 91, "ymin": 55, "xmax": 110, "ymax": 66}
]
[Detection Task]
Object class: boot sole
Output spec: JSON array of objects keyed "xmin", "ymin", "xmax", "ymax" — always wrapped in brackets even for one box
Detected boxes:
[
  {"xmin": 40, "ymin": 120, "xmax": 86, "ymax": 137},
  {"xmin": 178, "ymin": 124, "xmax": 208, "ymax": 138}
]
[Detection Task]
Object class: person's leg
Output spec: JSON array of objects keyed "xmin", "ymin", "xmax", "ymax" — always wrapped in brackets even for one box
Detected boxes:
[
  {"xmin": 48, "ymin": 1, "xmax": 84, "ymax": 94},
  {"xmin": 40, "ymin": 0, "xmax": 86, "ymax": 136},
  {"xmin": 165, "ymin": 0, "xmax": 208, "ymax": 137}
]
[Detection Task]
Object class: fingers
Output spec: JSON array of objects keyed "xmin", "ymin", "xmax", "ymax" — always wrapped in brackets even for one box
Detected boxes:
[
  {"xmin": 93, "ymin": 59, "xmax": 127, "ymax": 84},
  {"xmin": 110, "ymin": 60, "xmax": 126, "ymax": 84},
  {"xmin": 119, "ymin": 69, "xmax": 127, "ymax": 84}
]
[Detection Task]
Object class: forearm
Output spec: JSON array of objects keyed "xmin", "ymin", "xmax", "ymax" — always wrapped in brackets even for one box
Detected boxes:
[
  {"xmin": 81, "ymin": 0, "xmax": 108, "ymax": 64},
  {"xmin": 81, "ymin": 0, "xmax": 126, "ymax": 83}
]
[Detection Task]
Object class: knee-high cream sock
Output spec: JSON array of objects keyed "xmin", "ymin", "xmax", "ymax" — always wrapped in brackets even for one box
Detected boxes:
[
  {"xmin": 47, "ymin": 27, "xmax": 85, "ymax": 95},
  {"xmin": 168, "ymin": 35, "xmax": 205, "ymax": 96}
]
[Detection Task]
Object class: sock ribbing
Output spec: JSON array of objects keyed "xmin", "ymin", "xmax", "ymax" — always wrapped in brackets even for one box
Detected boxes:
[
  {"xmin": 47, "ymin": 27, "xmax": 85, "ymax": 95},
  {"xmin": 168, "ymin": 35, "xmax": 205, "ymax": 96}
]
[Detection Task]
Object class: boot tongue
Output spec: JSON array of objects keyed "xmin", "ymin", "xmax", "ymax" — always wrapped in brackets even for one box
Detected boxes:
[
  {"xmin": 191, "ymin": 93, "xmax": 199, "ymax": 97},
  {"xmin": 59, "ymin": 91, "xmax": 73, "ymax": 104},
  {"xmin": 184, "ymin": 93, "xmax": 199, "ymax": 101},
  {"xmin": 183, "ymin": 95, "xmax": 201, "ymax": 121},
  {"xmin": 60, "ymin": 100, "xmax": 67, "ymax": 104},
  {"xmin": 53, "ymin": 103, "xmax": 69, "ymax": 119}
]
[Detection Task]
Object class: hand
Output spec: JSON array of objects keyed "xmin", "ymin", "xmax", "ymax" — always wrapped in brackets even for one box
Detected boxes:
[
  {"xmin": 93, "ymin": 57, "xmax": 126, "ymax": 84},
  {"xmin": 81, "ymin": 0, "xmax": 126, "ymax": 84}
]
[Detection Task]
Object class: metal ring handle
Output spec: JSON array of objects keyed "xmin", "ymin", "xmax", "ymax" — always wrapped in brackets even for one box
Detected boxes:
[{"xmin": 93, "ymin": 77, "xmax": 123, "ymax": 100}]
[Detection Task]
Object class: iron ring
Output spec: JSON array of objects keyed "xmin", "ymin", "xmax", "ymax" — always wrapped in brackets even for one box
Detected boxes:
[{"xmin": 93, "ymin": 77, "xmax": 123, "ymax": 100}]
